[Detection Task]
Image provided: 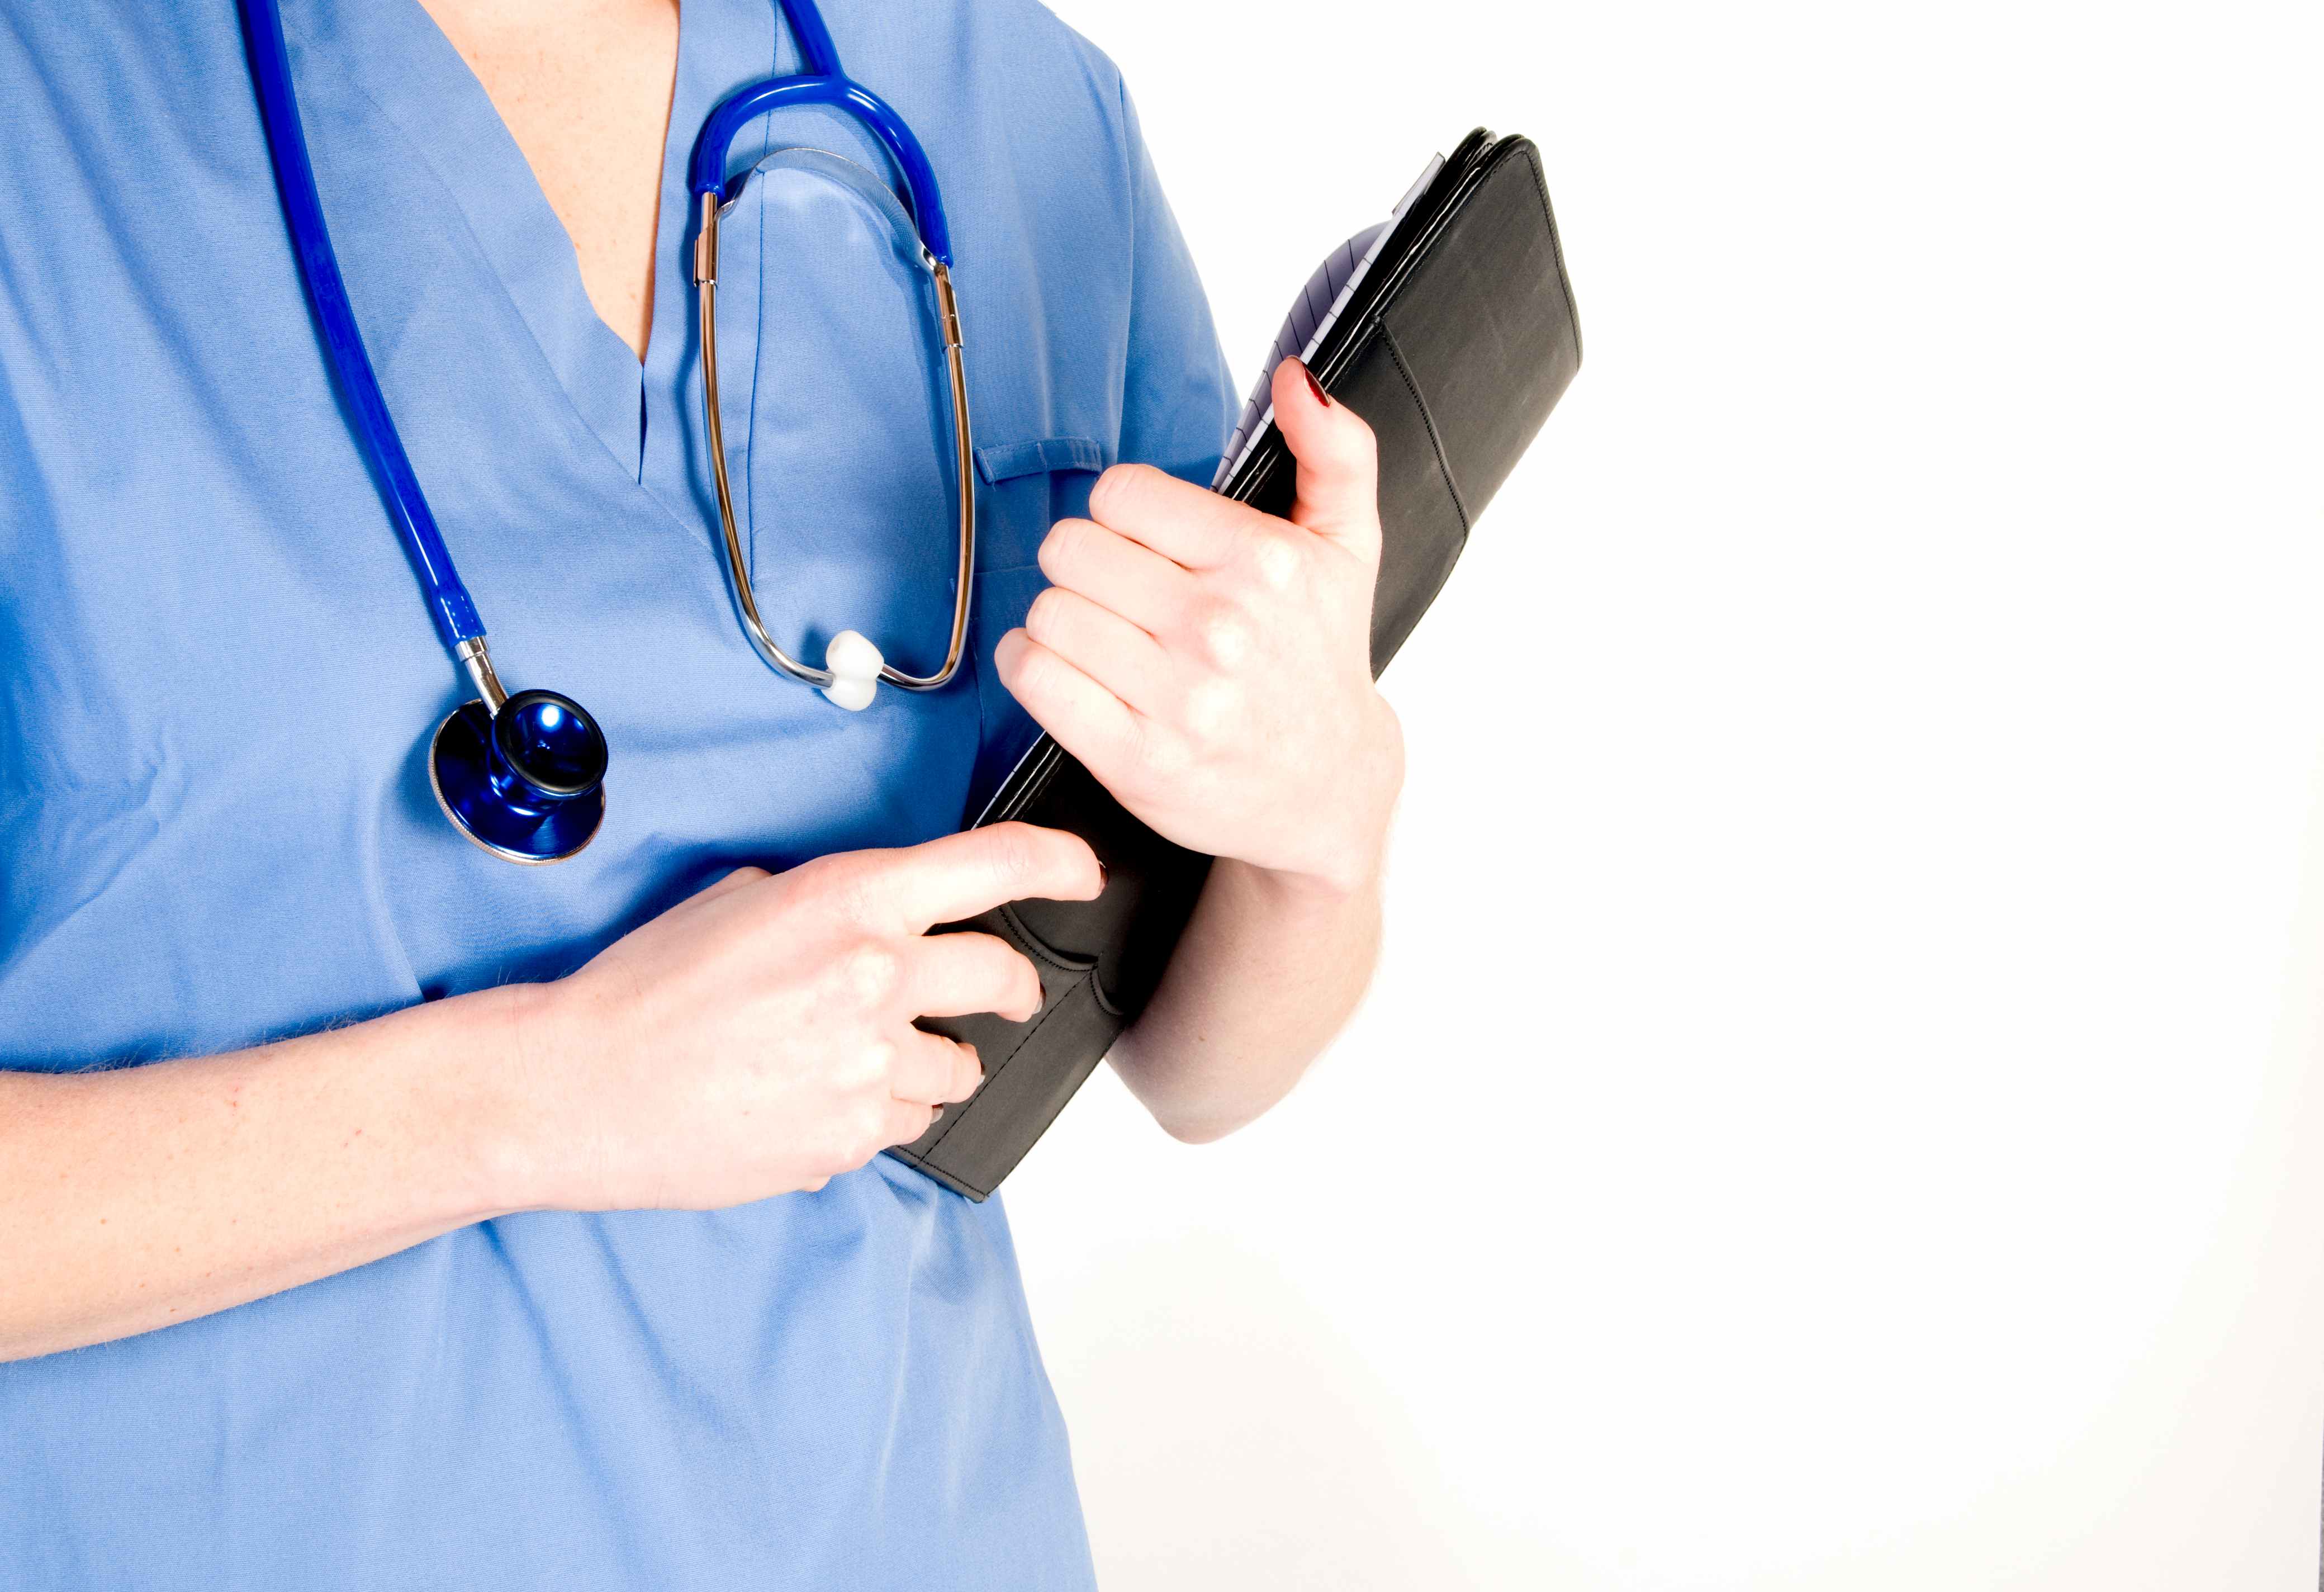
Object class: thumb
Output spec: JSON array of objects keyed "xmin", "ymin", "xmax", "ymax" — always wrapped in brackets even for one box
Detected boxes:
[{"xmin": 1271, "ymin": 358, "xmax": 1380, "ymax": 558}]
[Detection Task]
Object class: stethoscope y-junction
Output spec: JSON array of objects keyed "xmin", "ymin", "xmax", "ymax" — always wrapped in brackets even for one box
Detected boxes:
[{"xmin": 238, "ymin": 0, "xmax": 975, "ymax": 863}]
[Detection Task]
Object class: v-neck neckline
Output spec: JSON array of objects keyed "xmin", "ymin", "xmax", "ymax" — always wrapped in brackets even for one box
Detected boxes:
[{"xmin": 290, "ymin": 0, "xmax": 784, "ymax": 485}]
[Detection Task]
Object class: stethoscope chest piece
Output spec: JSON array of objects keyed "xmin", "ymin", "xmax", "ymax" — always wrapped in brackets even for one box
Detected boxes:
[{"xmin": 428, "ymin": 691, "xmax": 608, "ymax": 865}]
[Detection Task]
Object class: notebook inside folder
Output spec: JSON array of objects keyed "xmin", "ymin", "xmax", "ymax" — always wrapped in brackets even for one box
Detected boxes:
[{"xmin": 1213, "ymin": 153, "xmax": 1445, "ymax": 489}]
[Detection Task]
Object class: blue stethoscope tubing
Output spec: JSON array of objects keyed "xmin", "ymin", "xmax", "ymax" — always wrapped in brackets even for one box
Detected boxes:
[
  {"xmin": 236, "ymin": 0, "xmax": 973, "ymax": 863},
  {"xmin": 239, "ymin": 0, "xmax": 480, "ymax": 656},
  {"xmin": 687, "ymin": 74, "xmax": 950, "ymax": 267}
]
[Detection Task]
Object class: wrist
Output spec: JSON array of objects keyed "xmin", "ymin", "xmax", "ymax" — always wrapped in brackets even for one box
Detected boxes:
[
  {"xmin": 1264, "ymin": 694, "xmax": 1404, "ymax": 901},
  {"xmin": 430, "ymin": 980, "xmax": 569, "ymax": 1218}
]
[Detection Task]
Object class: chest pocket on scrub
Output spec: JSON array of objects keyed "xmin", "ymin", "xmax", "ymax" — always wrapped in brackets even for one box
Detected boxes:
[{"xmin": 971, "ymin": 434, "xmax": 1109, "ymax": 575}]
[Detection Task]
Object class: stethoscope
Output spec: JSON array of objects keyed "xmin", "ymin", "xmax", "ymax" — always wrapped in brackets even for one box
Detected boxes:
[{"xmin": 237, "ymin": 0, "xmax": 974, "ymax": 864}]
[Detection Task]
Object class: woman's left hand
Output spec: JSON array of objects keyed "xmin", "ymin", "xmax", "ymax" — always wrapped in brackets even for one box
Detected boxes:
[{"xmin": 995, "ymin": 359, "xmax": 1404, "ymax": 900}]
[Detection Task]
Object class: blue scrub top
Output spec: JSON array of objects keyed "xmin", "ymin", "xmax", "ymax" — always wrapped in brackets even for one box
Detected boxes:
[{"xmin": 0, "ymin": 2, "xmax": 1232, "ymax": 1586}]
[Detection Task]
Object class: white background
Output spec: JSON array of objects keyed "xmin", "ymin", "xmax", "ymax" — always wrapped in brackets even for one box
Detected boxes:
[{"xmin": 1016, "ymin": 1, "xmax": 2324, "ymax": 1587}]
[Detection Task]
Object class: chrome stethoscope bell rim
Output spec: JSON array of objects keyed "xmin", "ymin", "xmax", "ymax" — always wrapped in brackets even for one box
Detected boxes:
[{"xmin": 428, "ymin": 700, "xmax": 606, "ymax": 865}]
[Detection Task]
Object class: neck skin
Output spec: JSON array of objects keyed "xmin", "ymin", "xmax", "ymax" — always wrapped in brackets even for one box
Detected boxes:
[{"xmin": 416, "ymin": 0, "xmax": 682, "ymax": 363}]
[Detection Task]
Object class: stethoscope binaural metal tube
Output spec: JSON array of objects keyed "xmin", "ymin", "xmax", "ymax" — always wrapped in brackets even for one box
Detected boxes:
[
  {"xmin": 686, "ymin": 53, "xmax": 977, "ymax": 709},
  {"xmin": 693, "ymin": 189, "xmax": 975, "ymax": 701}
]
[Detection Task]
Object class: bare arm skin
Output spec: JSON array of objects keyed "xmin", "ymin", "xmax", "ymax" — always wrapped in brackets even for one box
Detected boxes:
[
  {"xmin": 1109, "ymin": 856, "xmax": 1389, "ymax": 1145},
  {"xmin": 995, "ymin": 358, "xmax": 1404, "ymax": 1143},
  {"xmin": 0, "ymin": 825, "xmax": 1099, "ymax": 1362},
  {"xmin": 0, "ymin": 991, "xmax": 531, "ymax": 1361}
]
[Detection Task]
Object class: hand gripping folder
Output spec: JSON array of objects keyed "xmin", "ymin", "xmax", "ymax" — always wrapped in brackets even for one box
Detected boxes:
[{"xmin": 890, "ymin": 129, "xmax": 1583, "ymax": 1198}]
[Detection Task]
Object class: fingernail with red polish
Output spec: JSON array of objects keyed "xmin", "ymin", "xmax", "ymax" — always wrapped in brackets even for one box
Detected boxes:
[
  {"xmin": 1302, "ymin": 364, "xmax": 1330, "ymax": 407},
  {"xmin": 1097, "ymin": 861, "xmax": 1111, "ymax": 892}
]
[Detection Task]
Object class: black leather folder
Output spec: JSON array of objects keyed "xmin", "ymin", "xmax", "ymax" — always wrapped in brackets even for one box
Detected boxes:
[{"xmin": 890, "ymin": 129, "xmax": 1582, "ymax": 1198}]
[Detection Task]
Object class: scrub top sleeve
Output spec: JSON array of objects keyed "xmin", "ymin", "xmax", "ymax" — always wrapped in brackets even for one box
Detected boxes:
[{"xmin": 1114, "ymin": 83, "xmax": 1237, "ymax": 487}]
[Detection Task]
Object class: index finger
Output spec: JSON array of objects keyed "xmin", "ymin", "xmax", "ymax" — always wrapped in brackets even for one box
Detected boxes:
[
  {"xmin": 1085, "ymin": 463, "xmax": 1259, "ymax": 570},
  {"xmin": 845, "ymin": 822, "xmax": 1104, "ymax": 932}
]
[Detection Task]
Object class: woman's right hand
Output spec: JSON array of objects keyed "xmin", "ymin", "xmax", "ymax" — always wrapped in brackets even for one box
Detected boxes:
[{"xmin": 502, "ymin": 822, "xmax": 1103, "ymax": 1211}]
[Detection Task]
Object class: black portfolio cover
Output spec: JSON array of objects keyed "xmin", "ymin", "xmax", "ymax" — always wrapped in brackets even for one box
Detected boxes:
[{"xmin": 890, "ymin": 129, "xmax": 1582, "ymax": 1198}]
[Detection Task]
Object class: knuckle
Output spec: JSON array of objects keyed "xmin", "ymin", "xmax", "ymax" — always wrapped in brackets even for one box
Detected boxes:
[
  {"xmin": 1248, "ymin": 532, "xmax": 1304, "ymax": 595},
  {"xmin": 783, "ymin": 852, "xmax": 838, "ymax": 899},
  {"xmin": 1087, "ymin": 462, "xmax": 1152, "ymax": 522},
  {"xmin": 1040, "ymin": 517, "xmax": 1090, "ymax": 571},
  {"xmin": 954, "ymin": 1043, "xmax": 986, "ymax": 1094},
  {"xmin": 1007, "ymin": 641, "xmax": 1051, "ymax": 693},
  {"xmin": 983, "ymin": 822, "xmax": 1044, "ymax": 882},
  {"xmin": 840, "ymin": 940, "xmax": 904, "ymax": 1006},
  {"xmin": 1195, "ymin": 602, "xmax": 1255, "ymax": 669},
  {"xmin": 1024, "ymin": 584, "xmax": 1068, "ymax": 641},
  {"xmin": 1031, "ymin": 646, "xmax": 1081, "ymax": 700}
]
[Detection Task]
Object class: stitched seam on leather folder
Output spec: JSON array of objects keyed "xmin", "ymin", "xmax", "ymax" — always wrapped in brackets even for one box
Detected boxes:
[
  {"xmin": 1379, "ymin": 325, "xmax": 1469, "ymax": 533},
  {"xmin": 995, "ymin": 902, "xmax": 1095, "ymax": 975},
  {"xmin": 910, "ymin": 984, "xmax": 1074, "ymax": 1177},
  {"xmin": 912, "ymin": 913, "xmax": 1090, "ymax": 1173}
]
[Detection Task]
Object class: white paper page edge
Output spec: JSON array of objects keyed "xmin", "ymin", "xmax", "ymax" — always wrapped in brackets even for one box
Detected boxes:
[{"xmin": 1211, "ymin": 153, "xmax": 1446, "ymax": 490}]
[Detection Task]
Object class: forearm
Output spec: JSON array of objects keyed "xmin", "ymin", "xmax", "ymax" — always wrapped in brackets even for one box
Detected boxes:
[
  {"xmin": 1108, "ymin": 854, "xmax": 1384, "ymax": 1144},
  {"xmin": 0, "ymin": 985, "xmax": 535, "ymax": 1362}
]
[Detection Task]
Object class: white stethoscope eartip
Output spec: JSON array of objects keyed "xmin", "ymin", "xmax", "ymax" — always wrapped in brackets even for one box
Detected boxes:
[{"xmin": 820, "ymin": 629, "xmax": 884, "ymax": 712}]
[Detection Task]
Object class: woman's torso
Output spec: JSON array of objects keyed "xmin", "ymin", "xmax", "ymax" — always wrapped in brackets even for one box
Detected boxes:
[{"xmin": 0, "ymin": 1, "xmax": 1230, "ymax": 1585}]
